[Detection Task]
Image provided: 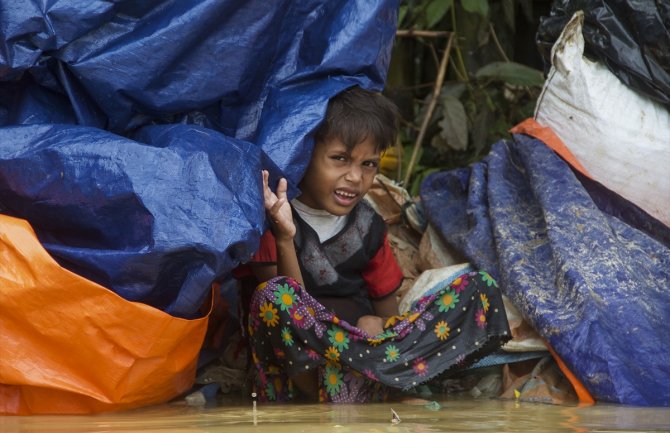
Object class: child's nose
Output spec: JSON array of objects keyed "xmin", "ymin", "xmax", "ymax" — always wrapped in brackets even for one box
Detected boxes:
[{"xmin": 344, "ymin": 164, "xmax": 363, "ymax": 183}]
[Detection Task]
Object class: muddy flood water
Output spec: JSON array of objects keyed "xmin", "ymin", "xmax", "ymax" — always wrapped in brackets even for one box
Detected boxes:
[{"xmin": 3, "ymin": 397, "xmax": 669, "ymax": 433}]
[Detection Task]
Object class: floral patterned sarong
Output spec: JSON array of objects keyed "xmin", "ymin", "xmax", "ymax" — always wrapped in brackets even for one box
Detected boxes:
[{"xmin": 248, "ymin": 271, "xmax": 510, "ymax": 402}]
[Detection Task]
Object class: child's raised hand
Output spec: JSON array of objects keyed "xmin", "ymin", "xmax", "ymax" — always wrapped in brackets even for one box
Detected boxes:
[{"xmin": 262, "ymin": 170, "xmax": 296, "ymax": 240}]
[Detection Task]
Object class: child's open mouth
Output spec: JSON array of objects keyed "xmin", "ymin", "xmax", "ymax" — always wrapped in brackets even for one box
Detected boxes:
[{"xmin": 334, "ymin": 189, "xmax": 358, "ymax": 206}]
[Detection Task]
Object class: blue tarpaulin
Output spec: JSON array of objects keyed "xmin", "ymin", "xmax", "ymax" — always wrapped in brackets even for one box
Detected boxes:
[
  {"xmin": 420, "ymin": 134, "xmax": 670, "ymax": 406},
  {"xmin": 0, "ymin": 0, "xmax": 399, "ymax": 318}
]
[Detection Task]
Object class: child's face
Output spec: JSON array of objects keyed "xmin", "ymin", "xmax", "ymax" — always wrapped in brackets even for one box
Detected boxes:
[{"xmin": 297, "ymin": 135, "xmax": 380, "ymax": 216}]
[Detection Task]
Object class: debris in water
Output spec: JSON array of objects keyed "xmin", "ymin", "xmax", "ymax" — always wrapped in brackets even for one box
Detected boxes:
[
  {"xmin": 252, "ymin": 392, "xmax": 258, "ymax": 425},
  {"xmin": 391, "ymin": 408, "xmax": 401, "ymax": 424},
  {"xmin": 514, "ymin": 389, "xmax": 521, "ymax": 408},
  {"xmin": 184, "ymin": 383, "xmax": 218, "ymax": 406},
  {"xmin": 184, "ymin": 390, "xmax": 206, "ymax": 406}
]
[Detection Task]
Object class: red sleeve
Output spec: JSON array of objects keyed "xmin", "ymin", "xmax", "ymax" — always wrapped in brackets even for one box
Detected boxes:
[
  {"xmin": 252, "ymin": 230, "xmax": 277, "ymax": 263},
  {"xmin": 232, "ymin": 230, "xmax": 277, "ymax": 278},
  {"xmin": 361, "ymin": 233, "xmax": 403, "ymax": 298}
]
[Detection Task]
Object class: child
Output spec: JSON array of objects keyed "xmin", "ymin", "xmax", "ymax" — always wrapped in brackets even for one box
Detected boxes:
[{"xmin": 244, "ymin": 87, "xmax": 510, "ymax": 402}]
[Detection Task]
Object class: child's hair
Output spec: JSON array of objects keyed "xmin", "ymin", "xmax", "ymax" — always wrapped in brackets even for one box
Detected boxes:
[{"xmin": 314, "ymin": 86, "xmax": 399, "ymax": 153}]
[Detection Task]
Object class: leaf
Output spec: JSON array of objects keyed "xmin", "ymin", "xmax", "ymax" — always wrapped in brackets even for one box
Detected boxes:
[
  {"xmin": 461, "ymin": 0, "xmax": 489, "ymax": 17},
  {"xmin": 491, "ymin": 118, "xmax": 510, "ymax": 140},
  {"xmin": 438, "ymin": 95, "xmax": 468, "ymax": 151},
  {"xmin": 400, "ymin": 144, "xmax": 423, "ymax": 185},
  {"xmin": 398, "ymin": 5, "xmax": 408, "ymax": 27},
  {"xmin": 426, "ymin": 0, "xmax": 452, "ymax": 29},
  {"xmin": 471, "ymin": 105, "xmax": 494, "ymax": 155},
  {"xmin": 413, "ymin": 91, "xmax": 435, "ymax": 127},
  {"xmin": 475, "ymin": 61, "xmax": 544, "ymax": 87},
  {"xmin": 440, "ymin": 82, "xmax": 467, "ymax": 99},
  {"xmin": 519, "ymin": 98, "xmax": 538, "ymax": 119}
]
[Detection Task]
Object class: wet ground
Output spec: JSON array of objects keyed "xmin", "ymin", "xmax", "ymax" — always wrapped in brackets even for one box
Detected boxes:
[{"xmin": 4, "ymin": 397, "xmax": 669, "ymax": 433}]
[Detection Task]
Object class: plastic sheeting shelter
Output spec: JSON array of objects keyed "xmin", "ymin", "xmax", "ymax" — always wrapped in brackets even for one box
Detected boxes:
[
  {"xmin": 0, "ymin": 214, "xmax": 209, "ymax": 414},
  {"xmin": 2, "ymin": 0, "xmax": 668, "ymax": 415},
  {"xmin": 0, "ymin": 0, "xmax": 399, "ymax": 414},
  {"xmin": 0, "ymin": 0, "xmax": 398, "ymax": 318},
  {"xmin": 420, "ymin": 119, "xmax": 670, "ymax": 407}
]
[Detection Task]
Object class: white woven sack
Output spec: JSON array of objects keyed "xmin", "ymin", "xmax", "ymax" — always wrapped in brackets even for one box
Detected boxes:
[{"xmin": 534, "ymin": 12, "xmax": 670, "ymax": 227}]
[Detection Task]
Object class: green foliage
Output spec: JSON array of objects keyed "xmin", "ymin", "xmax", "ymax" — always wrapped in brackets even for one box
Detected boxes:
[
  {"xmin": 461, "ymin": 0, "xmax": 489, "ymax": 17},
  {"xmin": 388, "ymin": 0, "xmax": 544, "ymax": 194},
  {"xmin": 475, "ymin": 61, "xmax": 544, "ymax": 86},
  {"xmin": 399, "ymin": 0, "xmax": 453, "ymax": 30},
  {"xmin": 437, "ymin": 95, "xmax": 468, "ymax": 151}
]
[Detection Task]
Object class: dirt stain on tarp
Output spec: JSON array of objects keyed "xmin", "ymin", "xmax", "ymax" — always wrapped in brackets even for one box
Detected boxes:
[{"xmin": 4, "ymin": 398, "xmax": 669, "ymax": 433}]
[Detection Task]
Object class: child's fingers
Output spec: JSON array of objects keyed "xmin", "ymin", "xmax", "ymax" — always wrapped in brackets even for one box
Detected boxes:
[
  {"xmin": 261, "ymin": 172, "xmax": 290, "ymax": 216},
  {"xmin": 276, "ymin": 177, "xmax": 288, "ymax": 199},
  {"xmin": 262, "ymin": 170, "xmax": 275, "ymax": 206},
  {"xmin": 270, "ymin": 197, "xmax": 286, "ymax": 218},
  {"xmin": 262, "ymin": 170, "xmax": 270, "ymax": 193}
]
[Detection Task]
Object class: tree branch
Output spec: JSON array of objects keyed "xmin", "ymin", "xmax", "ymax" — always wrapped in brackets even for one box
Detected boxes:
[
  {"xmin": 403, "ymin": 33, "xmax": 454, "ymax": 187},
  {"xmin": 396, "ymin": 30, "xmax": 452, "ymax": 38}
]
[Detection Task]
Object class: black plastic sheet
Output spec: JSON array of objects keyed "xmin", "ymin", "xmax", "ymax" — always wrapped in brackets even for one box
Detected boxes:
[{"xmin": 537, "ymin": 0, "xmax": 670, "ymax": 108}]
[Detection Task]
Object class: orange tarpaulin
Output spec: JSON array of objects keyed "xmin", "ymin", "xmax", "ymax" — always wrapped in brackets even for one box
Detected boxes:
[
  {"xmin": 0, "ymin": 214, "xmax": 209, "ymax": 415},
  {"xmin": 510, "ymin": 118, "xmax": 591, "ymax": 178}
]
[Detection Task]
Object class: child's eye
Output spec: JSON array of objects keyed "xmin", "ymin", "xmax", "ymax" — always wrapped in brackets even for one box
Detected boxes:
[
  {"xmin": 363, "ymin": 160, "xmax": 379, "ymax": 168},
  {"xmin": 331, "ymin": 155, "xmax": 347, "ymax": 162}
]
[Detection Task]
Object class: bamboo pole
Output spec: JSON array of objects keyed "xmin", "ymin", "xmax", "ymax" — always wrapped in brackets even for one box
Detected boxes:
[
  {"xmin": 489, "ymin": 23, "xmax": 510, "ymax": 62},
  {"xmin": 403, "ymin": 33, "xmax": 454, "ymax": 187},
  {"xmin": 396, "ymin": 30, "xmax": 451, "ymax": 38}
]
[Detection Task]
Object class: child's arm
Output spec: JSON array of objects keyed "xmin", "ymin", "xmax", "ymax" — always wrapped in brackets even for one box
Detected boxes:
[
  {"xmin": 356, "ymin": 294, "xmax": 400, "ymax": 336},
  {"xmin": 255, "ymin": 170, "xmax": 304, "ymax": 286},
  {"xmin": 357, "ymin": 229, "xmax": 403, "ymax": 335},
  {"xmin": 372, "ymin": 295, "xmax": 400, "ymax": 319}
]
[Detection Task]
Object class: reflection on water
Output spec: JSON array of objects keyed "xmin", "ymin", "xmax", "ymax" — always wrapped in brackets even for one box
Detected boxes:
[{"xmin": 3, "ymin": 398, "xmax": 669, "ymax": 433}]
